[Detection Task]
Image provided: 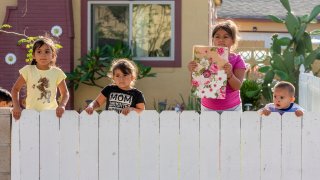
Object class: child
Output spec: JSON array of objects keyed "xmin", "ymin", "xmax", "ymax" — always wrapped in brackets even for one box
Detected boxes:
[
  {"xmin": 259, "ymin": 81, "xmax": 304, "ymax": 117},
  {"xmin": 11, "ymin": 36, "xmax": 69, "ymax": 120},
  {"xmin": 0, "ymin": 87, "xmax": 12, "ymax": 107},
  {"xmin": 188, "ymin": 20, "xmax": 246, "ymax": 113},
  {"xmin": 85, "ymin": 58, "xmax": 145, "ymax": 115}
]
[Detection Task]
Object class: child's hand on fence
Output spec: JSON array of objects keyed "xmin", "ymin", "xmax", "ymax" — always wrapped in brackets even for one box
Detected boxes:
[
  {"xmin": 56, "ymin": 105, "xmax": 65, "ymax": 118},
  {"xmin": 12, "ymin": 107, "xmax": 22, "ymax": 120},
  {"xmin": 188, "ymin": 61, "xmax": 198, "ymax": 72},
  {"xmin": 85, "ymin": 106, "xmax": 94, "ymax": 115},
  {"xmin": 121, "ymin": 107, "xmax": 134, "ymax": 116},
  {"xmin": 260, "ymin": 108, "xmax": 271, "ymax": 116},
  {"xmin": 295, "ymin": 110, "xmax": 304, "ymax": 117}
]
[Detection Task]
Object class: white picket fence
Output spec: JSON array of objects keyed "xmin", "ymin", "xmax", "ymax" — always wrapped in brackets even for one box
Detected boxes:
[
  {"xmin": 299, "ymin": 65, "xmax": 320, "ymax": 112},
  {"xmin": 11, "ymin": 110, "xmax": 320, "ymax": 180}
]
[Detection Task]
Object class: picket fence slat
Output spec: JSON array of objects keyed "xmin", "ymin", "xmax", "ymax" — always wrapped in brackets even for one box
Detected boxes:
[
  {"xmin": 220, "ymin": 111, "xmax": 241, "ymax": 180},
  {"xmin": 11, "ymin": 114, "xmax": 20, "ymax": 180},
  {"xmin": 302, "ymin": 112, "xmax": 320, "ymax": 180},
  {"xmin": 60, "ymin": 110, "xmax": 79, "ymax": 180},
  {"xmin": 241, "ymin": 111, "xmax": 260, "ymax": 180},
  {"xmin": 20, "ymin": 110, "xmax": 39, "ymax": 180},
  {"xmin": 159, "ymin": 111, "xmax": 179, "ymax": 180},
  {"xmin": 40, "ymin": 110, "xmax": 59, "ymax": 180},
  {"xmin": 299, "ymin": 70, "xmax": 320, "ymax": 112},
  {"xmin": 99, "ymin": 111, "xmax": 119, "ymax": 180},
  {"xmin": 200, "ymin": 111, "xmax": 220, "ymax": 180},
  {"xmin": 311, "ymin": 77, "xmax": 320, "ymax": 112},
  {"xmin": 180, "ymin": 111, "xmax": 200, "ymax": 180},
  {"xmin": 10, "ymin": 110, "xmax": 320, "ymax": 180},
  {"xmin": 282, "ymin": 113, "xmax": 302, "ymax": 180},
  {"xmin": 119, "ymin": 112, "xmax": 140, "ymax": 180},
  {"xmin": 79, "ymin": 111, "xmax": 99, "ymax": 180},
  {"xmin": 261, "ymin": 112, "xmax": 282, "ymax": 180},
  {"xmin": 140, "ymin": 110, "xmax": 159, "ymax": 180}
]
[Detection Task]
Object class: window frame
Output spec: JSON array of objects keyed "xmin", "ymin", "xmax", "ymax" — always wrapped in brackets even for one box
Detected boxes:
[{"xmin": 81, "ymin": 0, "xmax": 181, "ymax": 67}]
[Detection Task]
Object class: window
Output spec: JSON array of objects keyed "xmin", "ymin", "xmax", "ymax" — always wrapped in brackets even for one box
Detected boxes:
[{"xmin": 82, "ymin": 0, "xmax": 181, "ymax": 67}]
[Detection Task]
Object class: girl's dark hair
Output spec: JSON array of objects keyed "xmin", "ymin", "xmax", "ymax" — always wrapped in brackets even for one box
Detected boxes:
[
  {"xmin": 31, "ymin": 36, "xmax": 58, "ymax": 66},
  {"xmin": 109, "ymin": 58, "xmax": 138, "ymax": 86},
  {"xmin": 211, "ymin": 20, "xmax": 240, "ymax": 51}
]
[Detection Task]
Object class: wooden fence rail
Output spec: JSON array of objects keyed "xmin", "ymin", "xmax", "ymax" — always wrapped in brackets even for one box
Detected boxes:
[{"xmin": 11, "ymin": 110, "xmax": 320, "ymax": 180}]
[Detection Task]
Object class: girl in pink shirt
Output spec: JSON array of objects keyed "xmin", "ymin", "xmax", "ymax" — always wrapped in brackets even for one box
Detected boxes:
[{"xmin": 188, "ymin": 20, "xmax": 246, "ymax": 113}]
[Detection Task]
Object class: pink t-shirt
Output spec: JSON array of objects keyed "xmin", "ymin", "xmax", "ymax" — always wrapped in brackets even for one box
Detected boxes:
[{"xmin": 201, "ymin": 53, "xmax": 246, "ymax": 110}]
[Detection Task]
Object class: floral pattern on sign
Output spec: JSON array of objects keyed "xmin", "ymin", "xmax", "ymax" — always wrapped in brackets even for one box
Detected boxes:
[{"xmin": 191, "ymin": 46, "xmax": 228, "ymax": 99}]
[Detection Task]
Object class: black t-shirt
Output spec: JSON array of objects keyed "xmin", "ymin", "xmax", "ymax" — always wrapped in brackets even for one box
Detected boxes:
[{"xmin": 101, "ymin": 85, "xmax": 145, "ymax": 113}]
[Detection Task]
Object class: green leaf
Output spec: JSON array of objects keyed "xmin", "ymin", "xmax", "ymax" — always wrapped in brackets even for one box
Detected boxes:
[
  {"xmin": 310, "ymin": 29, "xmax": 320, "ymax": 35},
  {"xmin": 274, "ymin": 70, "xmax": 289, "ymax": 80},
  {"xmin": 271, "ymin": 54, "xmax": 287, "ymax": 72},
  {"xmin": 0, "ymin": 24, "xmax": 12, "ymax": 29},
  {"xmin": 268, "ymin": 15, "xmax": 285, "ymax": 23},
  {"xmin": 299, "ymin": 14, "xmax": 310, "ymax": 23},
  {"xmin": 283, "ymin": 49, "xmax": 294, "ymax": 72},
  {"xmin": 285, "ymin": 12, "xmax": 299, "ymax": 36},
  {"xmin": 295, "ymin": 41, "xmax": 306, "ymax": 55},
  {"xmin": 317, "ymin": 52, "xmax": 320, "ymax": 59},
  {"xmin": 264, "ymin": 70, "xmax": 275, "ymax": 84},
  {"xmin": 294, "ymin": 55, "xmax": 304, "ymax": 67},
  {"xmin": 280, "ymin": 0, "xmax": 291, "ymax": 12},
  {"xmin": 245, "ymin": 89, "xmax": 261, "ymax": 98},
  {"xmin": 308, "ymin": 5, "xmax": 320, "ymax": 22},
  {"xmin": 303, "ymin": 32, "xmax": 313, "ymax": 52},
  {"xmin": 271, "ymin": 34, "xmax": 281, "ymax": 54},
  {"xmin": 80, "ymin": 73, "xmax": 90, "ymax": 82},
  {"xmin": 278, "ymin": 37, "xmax": 291, "ymax": 46},
  {"xmin": 305, "ymin": 48, "xmax": 320, "ymax": 68},
  {"xmin": 258, "ymin": 66, "xmax": 271, "ymax": 73},
  {"xmin": 261, "ymin": 85, "xmax": 273, "ymax": 102},
  {"xmin": 295, "ymin": 23, "xmax": 307, "ymax": 42}
]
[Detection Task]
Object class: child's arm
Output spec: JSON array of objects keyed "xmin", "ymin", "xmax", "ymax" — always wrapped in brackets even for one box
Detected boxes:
[
  {"xmin": 11, "ymin": 75, "xmax": 26, "ymax": 120},
  {"xmin": 56, "ymin": 79, "xmax": 70, "ymax": 118},
  {"xmin": 224, "ymin": 64, "xmax": 246, "ymax": 90},
  {"xmin": 121, "ymin": 102, "xmax": 145, "ymax": 115},
  {"xmin": 85, "ymin": 93, "xmax": 106, "ymax": 115}
]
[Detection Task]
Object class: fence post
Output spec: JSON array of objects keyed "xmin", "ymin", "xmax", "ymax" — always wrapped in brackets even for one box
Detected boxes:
[{"xmin": 0, "ymin": 108, "xmax": 11, "ymax": 180}]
